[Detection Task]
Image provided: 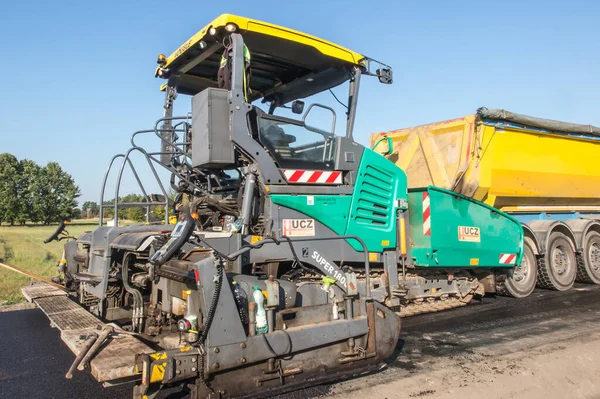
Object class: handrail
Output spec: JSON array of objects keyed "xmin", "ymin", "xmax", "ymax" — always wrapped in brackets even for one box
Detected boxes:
[
  {"xmin": 371, "ymin": 136, "xmax": 393, "ymax": 155},
  {"xmin": 113, "ymin": 147, "xmax": 171, "ymax": 226},
  {"xmin": 98, "ymin": 114, "xmax": 204, "ymax": 228},
  {"xmin": 99, "ymin": 154, "xmax": 153, "ymax": 225},
  {"xmin": 99, "ymin": 154, "xmax": 126, "ymax": 224},
  {"xmin": 153, "ymin": 116, "xmax": 191, "ymax": 158}
]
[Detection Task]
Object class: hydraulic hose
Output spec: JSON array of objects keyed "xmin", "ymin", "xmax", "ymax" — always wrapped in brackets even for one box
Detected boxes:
[
  {"xmin": 192, "ymin": 256, "xmax": 224, "ymax": 347},
  {"xmin": 122, "ymin": 252, "xmax": 144, "ymax": 333},
  {"xmin": 44, "ymin": 220, "xmax": 68, "ymax": 243}
]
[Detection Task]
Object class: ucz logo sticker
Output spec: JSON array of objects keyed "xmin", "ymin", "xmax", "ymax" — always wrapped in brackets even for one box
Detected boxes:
[
  {"xmin": 282, "ymin": 219, "xmax": 315, "ymax": 237},
  {"xmin": 458, "ymin": 226, "xmax": 481, "ymax": 242}
]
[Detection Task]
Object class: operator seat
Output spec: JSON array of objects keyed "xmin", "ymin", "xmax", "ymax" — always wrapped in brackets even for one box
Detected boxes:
[{"xmin": 264, "ymin": 124, "xmax": 296, "ymax": 159}]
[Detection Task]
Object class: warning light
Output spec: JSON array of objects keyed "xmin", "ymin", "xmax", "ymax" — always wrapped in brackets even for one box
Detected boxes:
[{"xmin": 177, "ymin": 319, "xmax": 192, "ymax": 332}]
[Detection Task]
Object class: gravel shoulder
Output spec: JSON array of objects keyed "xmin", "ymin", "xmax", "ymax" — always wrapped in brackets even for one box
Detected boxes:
[
  {"xmin": 325, "ymin": 286, "xmax": 600, "ymax": 399},
  {"xmin": 329, "ymin": 330, "xmax": 600, "ymax": 399}
]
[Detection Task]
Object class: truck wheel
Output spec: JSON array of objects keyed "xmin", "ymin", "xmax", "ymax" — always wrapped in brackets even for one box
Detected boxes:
[
  {"xmin": 537, "ymin": 232, "xmax": 577, "ymax": 291},
  {"xmin": 504, "ymin": 238, "xmax": 537, "ymax": 298},
  {"xmin": 576, "ymin": 231, "xmax": 600, "ymax": 284}
]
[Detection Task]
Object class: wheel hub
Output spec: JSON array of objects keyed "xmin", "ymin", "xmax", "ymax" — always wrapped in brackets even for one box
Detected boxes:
[
  {"xmin": 589, "ymin": 243, "xmax": 600, "ymax": 273},
  {"xmin": 552, "ymin": 246, "xmax": 569, "ymax": 275},
  {"xmin": 513, "ymin": 258, "xmax": 529, "ymax": 282}
]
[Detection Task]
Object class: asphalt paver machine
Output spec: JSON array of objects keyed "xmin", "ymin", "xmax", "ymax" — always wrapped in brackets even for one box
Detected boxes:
[{"xmin": 26, "ymin": 14, "xmax": 523, "ymax": 399}]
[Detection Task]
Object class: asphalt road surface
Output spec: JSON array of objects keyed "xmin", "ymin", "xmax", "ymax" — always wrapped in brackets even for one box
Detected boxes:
[
  {"xmin": 2, "ymin": 285, "xmax": 600, "ymax": 399},
  {"xmin": 0, "ymin": 308, "xmax": 134, "ymax": 399}
]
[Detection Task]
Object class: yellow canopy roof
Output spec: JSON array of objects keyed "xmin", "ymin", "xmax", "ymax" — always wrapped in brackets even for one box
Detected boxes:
[{"xmin": 158, "ymin": 14, "xmax": 367, "ymax": 103}]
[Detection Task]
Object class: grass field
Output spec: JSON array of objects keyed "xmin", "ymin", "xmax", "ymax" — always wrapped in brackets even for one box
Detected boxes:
[{"xmin": 0, "ymin": 222, "xmax": 95, "ymax": 304}]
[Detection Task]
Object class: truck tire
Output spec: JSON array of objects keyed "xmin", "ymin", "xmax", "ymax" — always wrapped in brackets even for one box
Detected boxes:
[
  {"xmin": 537, "ymin": 232, "xmax": 577, "ymax": 291},
  {"xmin": 576, "ymin": 231, "xmax": 600, "ymax": 284},
  {"xmin": 504, "ymin": 238, "xmax": 537, "ymax": 298}
]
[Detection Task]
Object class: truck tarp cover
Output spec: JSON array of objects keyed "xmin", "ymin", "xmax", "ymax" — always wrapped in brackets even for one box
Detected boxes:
[{"xmin": 477, "ymin": 107, "xmax": 600, "ymax": 136}]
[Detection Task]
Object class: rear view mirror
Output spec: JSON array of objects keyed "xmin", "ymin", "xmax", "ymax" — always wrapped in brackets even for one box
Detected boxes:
[
  {"xmin": 377, "ymin": 68, "xmax": 393, "ymax": 84},
  {"xmin": 291, "ymin": 100, "xmax": 305, "ymax": 114}
]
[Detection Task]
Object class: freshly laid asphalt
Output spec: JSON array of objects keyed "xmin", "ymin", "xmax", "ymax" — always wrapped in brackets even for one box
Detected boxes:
[{"xmin": 0, "ymin": 309, "xmax": 133, "ymax": 398}]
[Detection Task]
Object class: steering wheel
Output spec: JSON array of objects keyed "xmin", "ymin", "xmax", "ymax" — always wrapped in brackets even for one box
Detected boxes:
[
  {"xmin": 44, "ymin": 221, "xmax": 69, "ymax": 244},
  {"xmin": 150, "ymin": 208, "xmax": 195, "ymax": 266}
]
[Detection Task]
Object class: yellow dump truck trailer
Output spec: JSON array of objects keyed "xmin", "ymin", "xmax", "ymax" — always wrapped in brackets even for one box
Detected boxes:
[{"xmin": 370, "ymin": 108, "xmax": 600, "ymax": 293}]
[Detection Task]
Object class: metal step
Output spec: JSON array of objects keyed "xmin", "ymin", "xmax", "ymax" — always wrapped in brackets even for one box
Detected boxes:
[{"xmin": 21, "ymin": 282, "xmax": 153, "ymax": 382}]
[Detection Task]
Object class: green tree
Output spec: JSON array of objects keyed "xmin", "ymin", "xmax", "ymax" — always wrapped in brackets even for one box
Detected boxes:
[
  {"xmin": 71, "ymin": 207, "xmax": 82, "ymax": 219},
  {"xmin": 38, "ymin": 162, "xmax": 81, "ymax": 225},
  {"xmin": 120, "ymin": 194, "xmax": 146, "ymax": 222},
  {"xmin": 127, "ymin": 207, "xmax": 146, "ymax": 222},
  {"xmin": 19, "ymin": 159, "xmax": 42, "ymax": 224},
  {"xmin": 153, "ymin": 205, "xmax": 166, "ymax": 221},
  {"xmin": 89, "ymin": 202, "xmax": 99, "ymax": 218},
  {"xmin": 82, "ymin": 201, "xmax": 91, "ymax": 217},
  {"xmin": 101, "ymin": 194, "xmax": 173, "ymax": 223},
  {"xmin": 0, "ymin": 154, "xmax": 81, "ymax": 225},
  {"xmin": 82, "ymin": 201, "xmax": 100, "ymax": 218},
  {"xmin": 0, "ymin": 153, "xmax": 25, "ymax": 225}
]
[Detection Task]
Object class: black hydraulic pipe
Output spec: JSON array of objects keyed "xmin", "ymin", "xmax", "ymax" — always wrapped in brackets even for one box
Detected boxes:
[
  {"xmin": 122, "ymin": 253, "xmax": 144, "ymax": 333},
  {"xmin": 240, "ymin": 173, "xmax": 256, "ymax": 234}
]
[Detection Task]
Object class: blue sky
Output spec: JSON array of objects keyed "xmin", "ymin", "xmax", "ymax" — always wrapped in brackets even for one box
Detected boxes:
[{"xmin": 1, "ymin": 0, "xmax": 599, "ymax": 203}]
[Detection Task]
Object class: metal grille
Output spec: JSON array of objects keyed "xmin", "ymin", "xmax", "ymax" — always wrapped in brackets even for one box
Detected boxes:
[
  {"xmin": 35, "ymin": 296, "xmax": 101, "ymax": 331},
  {"xmin": 22, "ymin": 282, "xmax": 154, "ymax": 382},
  {"xmin": 21, "ymin": 283, "xmax": 67, "ymax": 301},
  {"xmin": 354, "ymin": 164, "xmax": 394, "ymax": 227}
]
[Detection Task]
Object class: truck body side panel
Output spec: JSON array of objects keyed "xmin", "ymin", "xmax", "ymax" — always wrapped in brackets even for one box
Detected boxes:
[{"xmin": 371, "ymin": 115, "xmax": 600, "ymax": 214}]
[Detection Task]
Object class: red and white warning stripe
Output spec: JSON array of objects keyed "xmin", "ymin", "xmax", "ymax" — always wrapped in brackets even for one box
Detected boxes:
[
  {"xmin": 422, "ymin": 192, "xmax": 431, "ymax": 236},
  {"xmin": 499, "ymin": 253, "xmax": 517, "ymax": 264},
  {"xmin": 282, "ymin": 169, "xmax": 342, "ymax": 184}
]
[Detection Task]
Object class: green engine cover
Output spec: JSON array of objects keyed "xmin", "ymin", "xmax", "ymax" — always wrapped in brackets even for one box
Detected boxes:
[
  {"xmin": 345, "ymin": 148, "xmax": 407, "ymax": 251},
  {"xmin": 270, "ymin": 148, "xmax": 408, "ymax": 252},
  {"xmin": 408, "ymin": 186, "xmax": 523, "ymax": 267}
]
